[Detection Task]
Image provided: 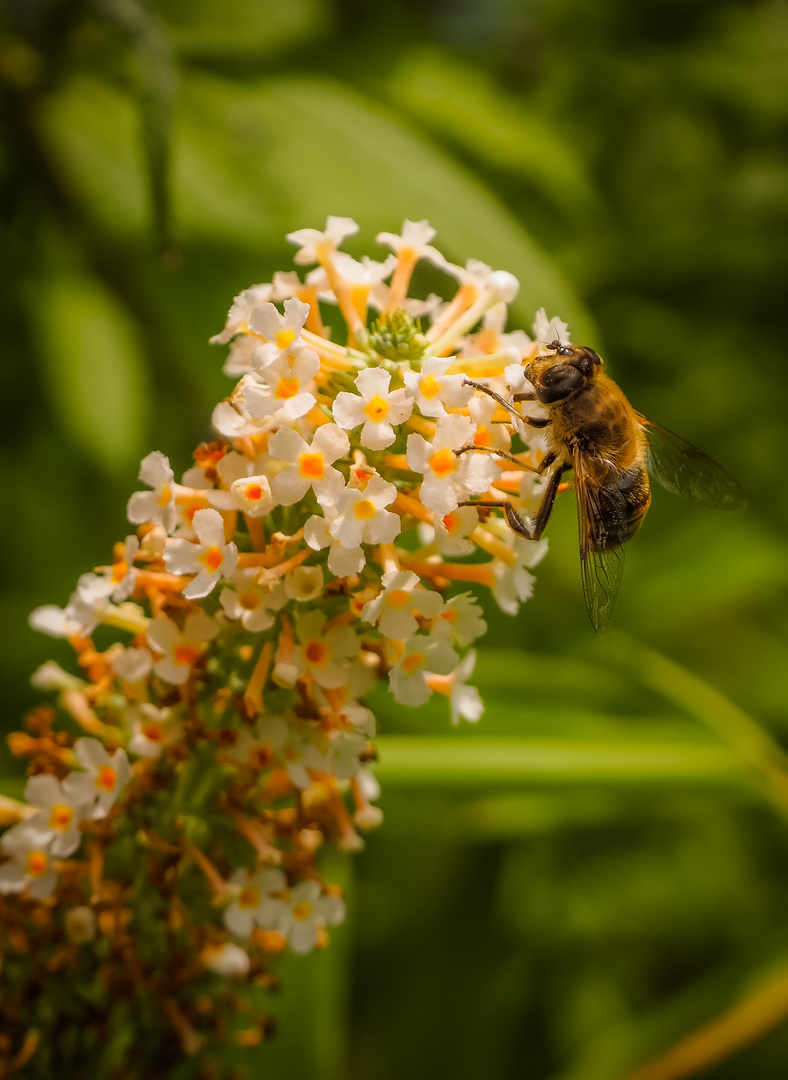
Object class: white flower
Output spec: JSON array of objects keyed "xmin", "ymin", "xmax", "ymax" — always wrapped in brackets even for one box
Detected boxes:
[
  {"xmin": 201, "ymin": 942, "xmax": 251, "ymax": 977},
  {"xmin": 403, "ymin": 356, "xmax": 473, "ymax": 418},
  {"xmin": 304, "ymin": 509, "xmax": 366, "ymax": 578},
  {"xmin": 332, "ymin": 367, "xmax": 413, "ymax": 450},
  {"xmin": 376, "ymin": 219, "xmax": 446, "ymax": 268},
  {"xmin": 30, "ymin": 661, "xmax": 83, "ymax": 692},
  {"xmin": 388, "ymin": 632, "xmax": 459, "ymax": 706},
  {"xmin": 329, "ymin": 476, "xmax": 401, "ymax": 549},
  {"xmin": 434, "ymin": 593, "xmax": 488, "ymax": 647},
  {"xmin": 283, "ymin": 565, "xmax": 325, "ymax": 602},
  {"xmin": 532, "ymin": 308, "xmax": 570, "ymax": 346},
  {"xmin": 23, "ymin": 773, "xmax": 90, "ymax": 856},
  {"xmin": 286, "ymin": 216, "xmax": 359, "ymax": 265},
  {"xmin": 268, "ymin": 424, "xmax": 349, "ymax": 508},
  {"xmin": 127, "ymin": 451, "xmax": 177, "ymax": 532},
  {"xmin": 292, "ymin": 610, "xmax": 360, "ymax": 689},
  {"xmin": 277, "ymin": 880, "xmax": 345, "ymax": 955},
  {"xmin": 224, "ymin": 867, "xmax": 287, "ymax": 938},
  {"xmin": 0, "ymin": 820, "xmax": 57, "ymax": 899},
  {"xmin": 243, "ymin": 345, "xmax": 320, "ymax": 423},
  {"xmin": 492, "ymin": 536, "xmax": 549, "ymax": 615},
  {"xmin": 112, "ymin": 646, "xmax": 153, "ymax": 683},
  {"xmin": 210, "ymin": 282, "xmax": 273, "ymax": 344},
  {"xmin": 467, "ymin": 393, "xmax": 512, "ymax": 453},
  {"xmin": 62, "ymin": 738, "xmax": 131, "ymax": 820},
  {"xmin": 128, "ymin": 703, "xmax": 180, "ymax": 759},
  {"xmin": 361, "ymin": 570, "xmax": 444, "ymax": 641},
  {"xmin": 220, "ymin": 570, "xmax": 288, "ymax": 632},
  {"xmin": 164, "ymin": 508, "xmax": 238, "ymax": 600},
  {"xmin": 433, "ymin": 504, "xmax": 479, "ymax": 556},
  {"xmin": 29, "ymin": 572, "xmax": 116, "ymax": 639},
  {"xmin": 146, "ymin": 610, "xmax": 220, "ymax": 685},
  {"xmin": 406, "ymin": 414, "xmax": 498, "ymax": 517},
  {"xmin": 427, "ymin": 649, "xmax": 484, "ymax": 725}
]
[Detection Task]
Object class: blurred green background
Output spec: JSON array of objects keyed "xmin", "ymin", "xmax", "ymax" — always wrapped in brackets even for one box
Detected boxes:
[{"xmin": 2, "ymin": 0, "xmax": 788, "ymax": 1077}]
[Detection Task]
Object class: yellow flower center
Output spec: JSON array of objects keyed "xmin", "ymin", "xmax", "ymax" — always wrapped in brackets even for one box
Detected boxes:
[
  {"xmin": 420, "ymin": 374, "xmax": 443, "ymax": 400},
  {"xmin": 238, "ymin": 589, "xmax": 261, "ymax": 611},
  {"xmin": 50, "ymin": 804, "xmax": 74, "ymax": 831},
  {"xmin": 276, "ymin": 329, "xmax": 296, "ymax": 351},
  {"xmin": 239, "ymin": 885, "xmax": 260, "ymax": 910},
  {"xmin": 353, "ymin": 499, "xmax": 376, "ymax": 520},
  {"xmin": 299, "ymin": 453, "xmax": 324, "ymax": 481},
  {"xmin": 292, "ymin": 901, "xmax": 313, "ymax": 921},
  {"xmin": 200, "ymin": 546, "xmax": 223, "ymax": 573},
  {"xmin": 364, "ymin": 395, "xmax": 389, "ymax": 422},
  {"xmin": 111, "ymin": 561, "xmax": 127, "ymax": 584},
  {"xmin": 429, "ymin": 448, "xmax": 456, "ymax": 478},
  {"xmin": 158, "ymin": 487, "xmax": 172, "ymax": 507}
]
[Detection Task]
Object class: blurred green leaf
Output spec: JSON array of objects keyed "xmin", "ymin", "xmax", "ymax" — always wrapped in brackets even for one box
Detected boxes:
[
  {"xmin": 383, "ymin": 46, "xmax": 601, "ymax": 217},
  {"xmin": 153, "ymin": 0, "xmax": 328, "ymax": 60},
  {"xmin": 33, "ymin": 271, "xmax": 149, "ymax": 474}
]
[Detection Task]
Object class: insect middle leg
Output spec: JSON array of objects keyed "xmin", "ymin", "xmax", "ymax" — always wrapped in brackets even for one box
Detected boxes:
[
  {"xmin": 463, "ymin": 378, "xmax": 551, "ymax": 430},
  {"xmin": 460, "ymin": 463, "xmax": 565, "ymax": 541}
]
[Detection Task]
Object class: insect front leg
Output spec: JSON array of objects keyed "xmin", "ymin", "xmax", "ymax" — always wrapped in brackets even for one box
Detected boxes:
[{"xmin": 463, "ymin": 377, "xmax": 551, "ymax": 430}]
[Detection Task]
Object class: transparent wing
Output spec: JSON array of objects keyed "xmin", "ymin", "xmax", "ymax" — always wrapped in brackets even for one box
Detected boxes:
[
  {"xmin": 574, "ymin": 453, "xmax": 626, "ymax": 636},
  {"xmin": 640, "ymin": 418, "xmax": 746, "ymax": 511}
]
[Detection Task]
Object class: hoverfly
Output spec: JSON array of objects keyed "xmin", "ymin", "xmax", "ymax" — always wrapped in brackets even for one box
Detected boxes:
[{"xmin": 464, "ymin": 341, "xmax": 745, "ymax": 634}]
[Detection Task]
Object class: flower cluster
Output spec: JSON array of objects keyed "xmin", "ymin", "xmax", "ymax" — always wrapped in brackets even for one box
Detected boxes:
[{"xmin": 2, "ymin": 217, "xmax": 563, "ymax": 1072}]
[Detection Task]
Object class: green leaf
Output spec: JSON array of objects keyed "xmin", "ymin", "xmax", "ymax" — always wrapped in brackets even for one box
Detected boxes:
[
  {"xmin": 373, "ymin": 737, "xmax": 749, "ymax": 789},
  {"xmin": 34, "ymin": 271, "xmax": 149, "ymax": 475},
  {"xmin": 383, "ymin": 46, "xmax": 601, "ymax": 218}
]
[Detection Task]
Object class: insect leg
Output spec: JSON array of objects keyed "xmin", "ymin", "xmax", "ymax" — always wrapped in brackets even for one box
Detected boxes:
[
  {"xmin": 459, "ymin": 462, "xmax": 564, "ymax": 541},
  {"xmin": 464, "ymin": 377, "xmax": 551, "ymax": 430}
]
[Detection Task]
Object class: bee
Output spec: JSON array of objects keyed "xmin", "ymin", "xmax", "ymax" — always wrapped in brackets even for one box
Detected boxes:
[{"xmin": 464, "ymin": 341, "xmax": 745, "ymax": 634}]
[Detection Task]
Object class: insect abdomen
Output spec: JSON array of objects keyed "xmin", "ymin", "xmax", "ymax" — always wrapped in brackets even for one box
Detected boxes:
[{"xmin": 590, "ymin": 465, "xmax": 652, "ymax": 550}]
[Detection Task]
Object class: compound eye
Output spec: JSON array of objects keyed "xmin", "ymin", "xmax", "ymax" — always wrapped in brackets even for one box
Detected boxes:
[{"xmin": 535, "ymin": 363, "xmax": 584, "ymax": 403}]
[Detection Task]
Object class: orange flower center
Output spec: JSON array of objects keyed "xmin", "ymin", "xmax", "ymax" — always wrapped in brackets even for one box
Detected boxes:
[
  {"xmin": 142, "ymin": 722, "xmax": 164, "ymax": 742},
  {"xmin": 299, "ymin": 453, "xmax": 324, "ymax": 481},
  {"xmin": 111, "ymin": 560, "xmax": 128, "ymax": 583},
  {"xmin": 292, "ymin": 901, "xmax": 313, "ymax": 921},
  {"xmin": 364, "ymin": 395, "xmax": 389, "ymax": 422},
  {"xmin": 473, "ymin": 426, "xmax": 491, "ymax": 447},
  {"xmin": 353, "ymin": 499, "xmax": 376, "ymax": 521},
  {"xmin": 442, "ymin": 511, "xmax": 459, "ymax": 533},
  {"xmin": 244, "ymin": 483, "xmax": 263, "ymax": 502},
  {"xmin": 26, "ymin": 850, "xmax": 48, "ymax": 878},
  {"xmin": 174, "ymin": 643, "xmax": 200, "ymax": 667},
  {"xmin": 429, "ymin": 448, "xmax": 456, "ymax": 478},
  {"xmin": 385, "ymin": 588, "xmax": 411, "ymax": 609},
  {"xmin": 401, "ymin": 651, "xmax": 426, "ymax": 675},
  {"xmin": 50, "ymin": 804, "xmax": 74, "ymax": 831},
  {"xmin": 97, "ymin": 765, "xmax": 117, "ymax": 792},
  {"xmin": 200, "ymin": 546, "xmax": 223, "ymax": 573},
  {"xmin": 305, "ymin": 641, "xmax": 327, "ymax": 666},
  {"xmin": 275, "ymin": 377, "xmax": 300, "ymax": 400}
]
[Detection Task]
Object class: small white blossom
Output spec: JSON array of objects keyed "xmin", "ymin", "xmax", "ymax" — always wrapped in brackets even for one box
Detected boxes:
[
  {"xmin": 403, "ymin": 356, "xmax": 473, "ymax": 418},
  {"xmin": 277, "ymin": 880, "xmax": 345, "ymax": 955},
  {"xmin": 128, "ymin": 703, "xmax": 180, "ymax": 758},
  {"xmin": 329, "ymin": 476, "xmax": 401, "ymax": 549},
  {"xmin": 268, "ymin": 424, "xmax": 349, "ymax": 508},
  {"xmin": 127, "ymin": 451, "xmax": 177, "ymax": 532},
  {"xmin": 292, "ymin": 610, "xmax": 360, "ymax": 689},
  {"xmin": 220, "ymin": 570, "xmax": 287, "ymax": 632},
  {"xmin": 492, "ymin": 536, "xmax": 549, "ymax": 615},
  {"xmin": 304, "ymin": 509, "xmax": 366, "ymax": 578},
  {"xmin": 435, "ymin": 593, "xmax": 488, "ymax": 646},
  {"xmin": 286, "ymin": 216, "xmax": 359, "ymax": 265},
  {"xmin": 333, "ymin": 367, "xmax": 413, "ymax": 450},
  {"xmin": 23, "ymin": 774, "xmax": 90, "ymax": 856},
  {"xmin": 201, "ymin": 942, "xmax": 251, "ymax": 977},
  {"xmin": 361, "ymin": 570, "xmax": 444, "ymax": 641},
  {"xmin": 533, "ymin": 308, "xmax": 570, "ymax": 346},
  {"xmin": 30, "ymin": 661, "xmax": 83, "ymax": 692},
  {"xmin": 146, "ymin": 610, "xmax": 220, "ymax": 685},
  {"xmin": 388, "ymin": 632, "xmax": 459, "ymax": 706},
  {"xmin": 244, "ymin": 345, "xmax": 320, "ymax": 423},
  {"xmin": 164, "ymin": 508, "xmax": 238, "ymax": 600},
  {"xmin": 224, "ymin": 867, "xmax": 287, "ymax": 938},
  {"xmin": 62, "ymin": 738, "xmax": 130, "ymax": 820},
  {"xmin": 0, "ymin": 820, "xmax": 57, "ymax": 898},
  {"xmin": 406, "ymin": 414, "xmax": 498, "ymax": 517},
  {"xmin": 112, "ymin": 646, "xmax": 153, "ymax": 683},
  {"xmin": 65, "ymin": 906, "xmax": 97, "ymax": 944},
  {"xmin": 210, "ymin": 283, "xmax": 273, "ymax": 345}
]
